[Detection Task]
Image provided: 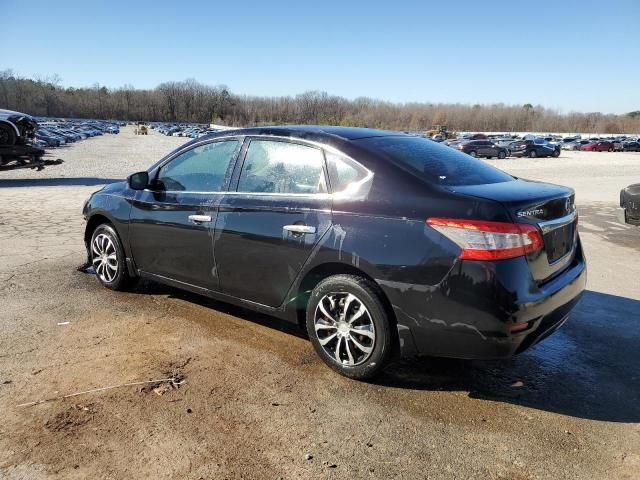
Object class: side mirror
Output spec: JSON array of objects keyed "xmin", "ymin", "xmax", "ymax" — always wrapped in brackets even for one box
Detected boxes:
[{"xmin": 128, "ymin": 171, "xmax": 149, "ymax": 190}]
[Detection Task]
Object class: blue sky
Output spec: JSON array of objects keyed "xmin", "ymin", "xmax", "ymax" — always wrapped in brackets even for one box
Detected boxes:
[{"xmin": 4, "ymin": 0, "xmax": 640, "ymax": 114}]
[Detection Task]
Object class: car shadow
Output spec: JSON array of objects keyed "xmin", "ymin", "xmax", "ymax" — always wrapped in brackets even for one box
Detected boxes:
[
  {"xmin": 113, "ymin": 275, "xmax": 640, "ymax": 423},
  {"xmin": 578, "ymin": 202, "xmax": 640, "ymax": 252},
  {"xmin": 375, "ymin": 290, "xmax": 640, "ymax": 423},
  {"xmin": 0, "ymin": 177, "xmax": 122, "ymax": 187}
]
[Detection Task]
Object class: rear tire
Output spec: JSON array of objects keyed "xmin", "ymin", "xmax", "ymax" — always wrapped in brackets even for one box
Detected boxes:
[
  {"xmin": 552, "ymin": 149, "xmax": 560, "ymax": 158},
  {"xmin": 469, "ymin": 151, "xmax": 477, "ymax": 157},
  {"xmin": 529, "ymin": 149, "xmax": 537, "ymax": 158},
  {"xmin": 306, "ymin": 275, "xmax": 393, "ymax": 380},
  {"xmin": 89, "ymin": 224, "xmax": 138, "ymax": 291},
  {"xmin": 498, "ymin": 151, "xmax": 506, "ymax": 159}
]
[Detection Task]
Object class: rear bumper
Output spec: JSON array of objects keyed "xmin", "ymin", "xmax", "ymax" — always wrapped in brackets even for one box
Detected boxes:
[{"xmin": 382, "ymin": 240, "xmax": 587, "ymax": 359}]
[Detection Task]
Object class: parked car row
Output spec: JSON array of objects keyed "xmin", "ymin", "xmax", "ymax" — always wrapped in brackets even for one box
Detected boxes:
[
  {"xmin": 446, "ymin": 137, "xmax": 561, "ymax": 159},
  {"xmin": 30, "ymin": 119, "xmax": 121, "ymax": 148},
  {"xmin": 149, "ymin": 123, "xmax": 222, "ymax": 138},
  {"xmin": 439, "ymin": 132, "xmax": 640, "ymax": 159}
]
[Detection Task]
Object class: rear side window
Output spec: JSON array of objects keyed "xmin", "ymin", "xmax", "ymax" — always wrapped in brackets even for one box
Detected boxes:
[
  {"xmin": 157, "ymin": 140, "xmax": 239, "ymax": 192},
  {"xmin": 356, "ymin": 136, "xmax": 513, "ymax": 187},
  {"xmin": 237, "ymin": 140, "xmax": 326, "ymax": 194},
  {"xmin": 325, "ymin": 152, "xmax": 370, "ymax": 193}
]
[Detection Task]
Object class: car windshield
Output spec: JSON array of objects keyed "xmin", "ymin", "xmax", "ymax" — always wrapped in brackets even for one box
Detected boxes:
[{"xmin": 356, "ymin": 136, "xmax": 514, "ymax": 186}]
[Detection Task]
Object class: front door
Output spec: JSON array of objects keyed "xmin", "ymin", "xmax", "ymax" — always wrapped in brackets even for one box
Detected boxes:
[
  {"xmin": 128, "ymin": 139, "xmax": 241, "ymax": 290},
  {"xmin": 214, "ymin": 138, "xmax": 332, "ymax": 307}
]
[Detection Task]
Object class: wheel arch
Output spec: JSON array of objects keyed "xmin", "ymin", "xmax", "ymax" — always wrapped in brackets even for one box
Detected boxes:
[
  {"xmin": 84, "ymin": 213, "xmax": 113, "ymax": 246},
  {"xmin": 293, "ymin": 262, "xmax": 401, "ymax": 355},
  {"xmin": 0, "ymin": 119, "xmax": 20, "ymax": 137}
]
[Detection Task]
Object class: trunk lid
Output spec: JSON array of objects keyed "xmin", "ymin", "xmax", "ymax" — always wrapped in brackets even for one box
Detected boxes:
[{"xmin": 448, "ymin": 179, "xmax": 577, "ymax": 282}]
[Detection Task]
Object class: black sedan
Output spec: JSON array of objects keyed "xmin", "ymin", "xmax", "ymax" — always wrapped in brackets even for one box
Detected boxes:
[
  {"xmin": 457, "ymin": 139, "xmax": 509, "ymax": 159},
  {"xmin": 83, "ymin": 126, "xmax": 586, "ymax": 379},
  {"xmin": 619, "ymin": 183, "xmax": 640, "ymax": 225},
  {"xmin": 511, "ymin": 138, "xmax": 561, "ymax": 158}
]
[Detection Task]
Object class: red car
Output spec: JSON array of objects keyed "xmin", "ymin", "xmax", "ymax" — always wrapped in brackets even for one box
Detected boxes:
[{"xmin": 581, "ymin": 141, "xmax": 614, "ymax": 152}]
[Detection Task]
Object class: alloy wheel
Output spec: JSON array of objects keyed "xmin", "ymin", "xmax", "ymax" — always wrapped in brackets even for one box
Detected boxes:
[
  {"xmin": 91, "ymin": 233, "xmax": 118, "ymax": 283},
  {"xmin": 314, "ymin": 292, "xmax": 376, "ymax": 366}
]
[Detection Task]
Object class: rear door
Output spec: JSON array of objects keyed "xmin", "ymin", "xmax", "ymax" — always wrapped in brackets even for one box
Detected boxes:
[
  {"xmin": 213, "ymin": 138, "xmax": 332, "ymax": 307},
  {"xmin": 128, "ymin": 138, "xmax": 241, "ymax": 290}
]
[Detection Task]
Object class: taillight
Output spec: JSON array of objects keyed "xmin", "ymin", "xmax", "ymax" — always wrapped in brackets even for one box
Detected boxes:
[{"xmin": 426, "ymin": 217, "xmax": 543, "ymax": 261}]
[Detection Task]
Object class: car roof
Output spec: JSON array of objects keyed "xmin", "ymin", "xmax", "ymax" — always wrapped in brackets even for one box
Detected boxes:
[{"xmin": 200, "ymin": 125, "xmax": 406, "ymax": 142}]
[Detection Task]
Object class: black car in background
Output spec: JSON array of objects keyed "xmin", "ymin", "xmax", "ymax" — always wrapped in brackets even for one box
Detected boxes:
[
  {"xmin": 622, "ymin": 141, "xmax": 640, "ymax": 152},
  {"xmin": 619, "ymin": 183, "xmax": 640, "ymax": 225},
  {"xmin": 457, "ymin": 139, "xmax": 509, "ymax": 158},
  {"xmin": 83, "ymin": 126, "xmax": 586, "ymax": 379},
  {"xmin": 511, "ymin": 138, "xmax": 561, "ymax": 158}
]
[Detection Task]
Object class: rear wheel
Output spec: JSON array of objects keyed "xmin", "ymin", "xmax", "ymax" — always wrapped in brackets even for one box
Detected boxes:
[
  {"xmin": 529, "ymin": 149, "xmax": 537, "ymax": 158},
  {"xmin": 469, "ymin": 150, "xmax": 477, "ymax": 157},
  {"xmin": 90, "ymin": 224, "xmax": 138, "ymax": 291},
  {"xmin": 608, "ymin": 147, "xmax": 613, "ymax": 152},
  {"xmin": 552, "ymin": 149, "xmax": 560, "ymax": 158},
  {"xmin": 0, "ymin": 124, "xmax": 17, "ymax": 146},
  {"xmin": 306, "ymin": 275, "xmax": 392, "ymax": 380},
  {"xmin": 498, "ymin": 151, "xmax": 506, "ymax": 159}
]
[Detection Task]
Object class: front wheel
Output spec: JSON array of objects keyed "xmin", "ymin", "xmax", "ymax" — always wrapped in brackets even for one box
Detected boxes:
[
  {"xmin": 529, "ymin": 149, "xmax": 537, "ymax": 158},
  {"xmin": 498, "ymin": 151, "xmax": 506, "ymax": 159},
  {"xmin": 90, "ymin": 224, "xmax": 138, "ymax": 291},
  {"xmin": 552, "ymin": 149, "xmax": 560, "ymax": 158},
  {"xmin": 469, "ymin": 151, "xmax": 477, "ymax": 157},
  {"xmin": 306, "ymin": 275, "xmax": 393, "ymax": 380},
  {"xmin": 0, "ymin": 124, "xmax": 17, "ymax": 146}
]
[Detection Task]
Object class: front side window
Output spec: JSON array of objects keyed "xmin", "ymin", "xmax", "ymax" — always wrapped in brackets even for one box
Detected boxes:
[
  {"xmin": 237, "ymin": 140, "xmax": 326, "ymax": 194},
  {"xmin": 157, "ymin": 140, "xmax": 239, "ymax": 192}
]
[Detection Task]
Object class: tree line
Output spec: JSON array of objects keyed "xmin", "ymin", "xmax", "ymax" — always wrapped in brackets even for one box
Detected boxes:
[{"xmin": 1, "ymin": 70, "xmax": 638, "ymax": 134}]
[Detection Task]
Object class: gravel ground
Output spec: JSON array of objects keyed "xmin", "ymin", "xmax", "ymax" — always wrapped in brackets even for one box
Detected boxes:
[{"xmin": 0, "ymin": 127, "xmax": 638, "ymax": 479}]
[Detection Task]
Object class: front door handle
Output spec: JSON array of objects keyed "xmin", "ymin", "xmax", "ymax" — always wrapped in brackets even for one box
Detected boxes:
[
  {"xmin": 283, "ymin": 224, "xmax": 316, "ymax": 234},
  {"xmin": 188, "ymin": 214, "xmax": 212, "ymax": 224}
]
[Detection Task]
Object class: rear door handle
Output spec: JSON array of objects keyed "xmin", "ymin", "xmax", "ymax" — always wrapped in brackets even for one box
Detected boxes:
[
  {"xmin": 188, "ymin": 214, "xmax": 212, "ymax": 223},
  {"xmin": 283, "ymin": 224, "xmax": 316, "ymax": 234}
]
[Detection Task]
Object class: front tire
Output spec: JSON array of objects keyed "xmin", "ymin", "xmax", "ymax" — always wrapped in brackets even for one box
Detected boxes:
[
  {"xmin": 498, "ymin": 151, "xmax": 506, "ymax": 159},
  {"xmin": 552, "ymin": 149, "xmax": 560, "ymax": 158},
  {"xmin": 0, "ymin": 124, "xmax": 17, "ymax": 146},
  {"xmin": 469, "ymin": 151, "xmax": 477, "ymax": 157},
  {"xmin": 306, "ymin": 275, "xmax": 393, "ymax": 380},
  {"xmin": 529, "ymin": 149, "xmax": 537, "ymax": 158},
  {"xmin": 90, "ymin": 224, "xmax": 137, "ymax": 291}
]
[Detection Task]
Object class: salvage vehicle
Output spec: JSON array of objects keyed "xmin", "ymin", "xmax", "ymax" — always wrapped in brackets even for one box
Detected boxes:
[
  {"xmin": 581, "ymin": 141, "xmax": 614, "ymax": 152},
  {"xmin": 457, "ymin": 139, "xmax": 508, "ymax": 159},
  {"xmin": 619, "ymin": 183, "xmax": 640, "ymax": 226},
  {"xmin": 0, "ymin": 109, "xmax": 38, "ymax": 146},
  {"xmin": 82, "ymin": 126, "xmax": 586, "ymax": 379},
  {"xmin": 621, "ymin": 141, "xmax": 640, "ymax": 152},
  {"xmin": 510, "ymin": 138, "xmax": 560, "ymax": 158}
]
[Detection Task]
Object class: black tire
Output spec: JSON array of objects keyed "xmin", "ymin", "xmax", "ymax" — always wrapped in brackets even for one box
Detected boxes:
[
  {"xmin": 552, "ymin": 149, "xmax": 560, "ymax": 158},
  {"xmin": 498, "ymin": 151, "xmax": 506, "ymax": 159},
  {"xmin": 529, "ymin": 149, "xmax": 537, "ymax": 158},
  {"xmin": 608, "ymin": 148, "xmax": 613, "ymax": 152},
  {"xmin": 0, "ymin": 124, "xmax": 17, "ymax": 146},
  {"xmin": 469, "ymin": 151, "xmax": 477, "ymax": 157},
  {"xmin": 306, "ymin": 274, "xmax": 393, "ymax": 380},
  {"xmin": 89, "ymin": 223, "xmax": 138, "ymax": 291},
  {"xmin": 486, "ymin": 156, "xmax": 493, "ymax": 159}
]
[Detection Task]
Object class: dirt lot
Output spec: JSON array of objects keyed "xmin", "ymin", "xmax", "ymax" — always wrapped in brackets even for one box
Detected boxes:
[{"xmin": 0, "ymin": 127, "xmax": 638, "ymax": 479}]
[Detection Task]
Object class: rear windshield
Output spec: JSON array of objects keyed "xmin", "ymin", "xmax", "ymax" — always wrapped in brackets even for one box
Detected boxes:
[{"xmin": 356, "ymin": 136, "xmax": 514, "ymax": 186}]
